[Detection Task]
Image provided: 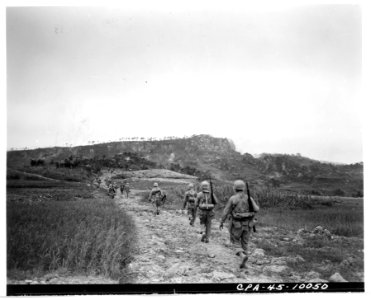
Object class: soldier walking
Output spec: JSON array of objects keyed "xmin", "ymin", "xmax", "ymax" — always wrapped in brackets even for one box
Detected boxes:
[
  {"xmin": 183, "ymin": 183, "xmax": 198, "ymax": 226},
  {"xmin": 195, "ymin": 181, "xmax": 218, "ymax": 243},
  {"xmin": 219, "ymin": 180, "xmax": 259, "ymax": 268},
  {"xmin": 108, "ymin": 183, "xmax": 116, "ymax": 199},
  {"xmin": 148, "ymin": 182, "xmax": 166, "ymax": 215},
  {"xmin": 124, "ymin": 182, "xmax": 131, "ymax": 198}
]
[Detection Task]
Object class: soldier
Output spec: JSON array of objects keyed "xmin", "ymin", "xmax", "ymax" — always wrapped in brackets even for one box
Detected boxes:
[
  {"xmin": 120, "ymin": 184, "xmax": 125, "ymax": 195},
  {"xmin": 183, "ymin": 183, "xmax": 198, "ymax": 226},
  {"xmin": 124, "ymin": 182, "xmax": 131, "ymax": 198},
  {"xmin": 219, "ymin": 180, "xmax": 259, "ymax": 268},
  {"xmin": 108, "ymin": 183, "xmax": 116, "ymax": 199},
  {"xmin": 195, "ymin": 181, "xmax": 218, "ymax": 243},
  {"xmin": 148, "ymin": 182, "xmax": 166, "ymax": 215}
]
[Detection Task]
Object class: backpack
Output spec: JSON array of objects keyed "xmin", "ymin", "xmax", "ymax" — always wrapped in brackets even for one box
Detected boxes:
[{"xmin": 231, "ymin": 194, "xmax": 255, "ymax": 220}]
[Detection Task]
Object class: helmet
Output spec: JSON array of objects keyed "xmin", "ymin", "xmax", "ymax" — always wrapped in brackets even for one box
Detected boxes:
[
  {"xmin": 233, "ymin": 180, "xmax": 245, "ymax": 192},
  {"xmin": 201, "ymin": 181, "xmax": 210, "ymax": 192},
  {"xmin": 187, "ymin": 183, "xmax": 194, "ymax": 190},
  {"xmin": 153, "ymin": 182, "xmax": 158, "ymax": 187}
]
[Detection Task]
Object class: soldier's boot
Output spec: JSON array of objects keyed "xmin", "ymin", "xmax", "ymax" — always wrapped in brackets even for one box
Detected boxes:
[{"xmin": 240, "ymin": 253, "xmax": 248, "ymax": 269}]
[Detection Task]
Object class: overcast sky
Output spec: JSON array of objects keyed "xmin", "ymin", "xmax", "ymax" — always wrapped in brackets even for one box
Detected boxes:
[{"xmin": 6, "ymin": 4, "xmax": 362, "ymax": 163}]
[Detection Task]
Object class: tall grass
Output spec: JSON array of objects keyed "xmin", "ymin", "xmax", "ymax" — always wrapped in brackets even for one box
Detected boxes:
[
  {"xmin": 7, "ymin": 197, "xmax": 136, "ymax": 279},
  {"xmin": 258, "ymin": 205, "xmax": 363, "ymax": 237},
  {"xmin": 253, "ymin": 187, "xmax": 315, "ymax": 209},
  {"xmin": 162, "ymin": 184, "xmax": 315, "ymax": 210}
]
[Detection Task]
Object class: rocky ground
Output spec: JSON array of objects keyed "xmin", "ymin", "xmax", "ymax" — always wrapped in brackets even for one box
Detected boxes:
[
  {"xmin": 7, "ymin": 275, "xmax": 116, "ymax": 285},
  {"xmin": 8, "ymin": 182, "xmax": 362, "ymax": 285},
  {"xmin": 117, "ymin": 191, "xmax": 341, "ymax": 283}
]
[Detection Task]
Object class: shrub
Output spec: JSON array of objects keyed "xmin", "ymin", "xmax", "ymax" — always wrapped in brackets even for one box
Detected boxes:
[
  {"xmin": 333, "ymin": 188, "xmax": 345, "ymax": 196},
  {"xmin": 311, "ymin": 189, "xmax": 322, "ymax": 196},
  {"xmin": 30, "ymin": 159, "xmax": 45, "ymax": 167},
  {"xmin": 7, "ymin": 174, "xmax": 20, "ymax": 180}
]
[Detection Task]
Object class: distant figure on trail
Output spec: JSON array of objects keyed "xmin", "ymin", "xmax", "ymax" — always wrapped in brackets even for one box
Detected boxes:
[
  {"xmin": 105, "ymin": 179, "xmax": 111, "ymax": 188},
  {"xmin": 120, "ymin": 184, "xmax": 124, "ymax": 194},
  {"xmin": 195, "ymin": 181, "xmax": 218, "ymax": 243},
  {"xmin": 219, "ymin": 180, "xmax": 259, "ymax": 269},
  {"xmin": 108, "ymin": 183, "xmax": 116, "ymax": 199},
  {"xmin": 148, "ymin": 182, "xmax": 166, "ymax": 215},
  {"xmin": 124, "ymin": 182, "xmax": 130, "ymax": 198},
  {"xmin": 183, "ymin": 183, "xmax": 198, "ymax": 226},
  {"xmin": 94, "ymin": 177, "xmax": 101, "ymax": 188}
]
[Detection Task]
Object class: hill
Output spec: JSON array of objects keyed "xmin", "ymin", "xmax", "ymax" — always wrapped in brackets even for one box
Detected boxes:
[{"xmin": 7, "ymin": 134, "xmax": 363, "ymax": 197}]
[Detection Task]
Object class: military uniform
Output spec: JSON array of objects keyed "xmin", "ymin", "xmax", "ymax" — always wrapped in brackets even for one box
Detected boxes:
[
  {"xmin": 220, "ymin": 180, "xmax": 259, "ymax": 268},
  {"xmin": 124, "ymin": 183, "xmax": 130, "ymax": 198},
  {"xmin": 196, "ymin": 182, "xmax": 218, "ymax": 243},
  {"xmin": 148, "ymin": 183, "xmax": 166, "ymax": 215},
  {"xmin": 183, "ymin": 188, "xmax": 198, "ymax": 226},
  {"xmin": 108, "ymin": 184, "xmax": 116, "ymax": 199}
]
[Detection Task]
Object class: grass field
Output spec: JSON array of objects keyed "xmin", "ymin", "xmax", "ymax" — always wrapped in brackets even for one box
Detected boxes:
[
  {"xmin": 8, "ymin": 166, "xmax": 91, "ymax": 183},
  {"xmin": 258, "ymin": 200, "xmax": 363, "ymax": 237},
  {"xmin": 7, "ymin": 180, "xmax": 136, "ymax": 280}
]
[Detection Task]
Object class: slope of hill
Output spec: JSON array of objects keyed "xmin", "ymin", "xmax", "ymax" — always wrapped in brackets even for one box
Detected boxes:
[{"xmin": 7, "ymin": 134, "xmax": 363, "ymax": 196}]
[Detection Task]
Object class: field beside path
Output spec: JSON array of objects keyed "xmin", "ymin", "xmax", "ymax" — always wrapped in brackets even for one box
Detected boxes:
[
  {"xmin": 7, "ymin": 167, "xmax": 363, "ymax": 284},
  {"xmin": 7, "ymin": 176, "xmax": 136, "ymax": 284}
]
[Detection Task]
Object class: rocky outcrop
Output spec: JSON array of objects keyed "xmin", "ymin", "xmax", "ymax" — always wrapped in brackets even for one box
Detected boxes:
[{"xmin": 329, "ymin": 273, "xmax": 347, "ymax": 282}]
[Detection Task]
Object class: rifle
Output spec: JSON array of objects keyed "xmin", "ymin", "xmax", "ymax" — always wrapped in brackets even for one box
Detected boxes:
[
  {"xmin": 161, "ymin": 194, "xmax": 167, "ymax": 205},
  {"xmin": 245, "ymin": 181, "xmax": 257, "ymax": 233},
  {"xmin": 209, "ymin": 179, "xmax": 215, "ymax": 204}
]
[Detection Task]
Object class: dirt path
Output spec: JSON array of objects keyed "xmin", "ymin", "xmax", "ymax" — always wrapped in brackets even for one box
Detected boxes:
[
  {"xmin": 117, "ymin": 190, "xmax": 295, "ymax": 283},
  {"xmin": 9, "ymin": 177, "xmax": 345, "ymax": 285},
  {"xmin": 8, "ymin": 168, "xmax": 61, "ymax": 181}
]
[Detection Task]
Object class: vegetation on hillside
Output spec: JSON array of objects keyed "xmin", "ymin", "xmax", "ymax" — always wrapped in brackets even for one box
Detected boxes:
[{"xmin": 7, "ymin": 134, "xmax": 363, "ymax": 197}]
